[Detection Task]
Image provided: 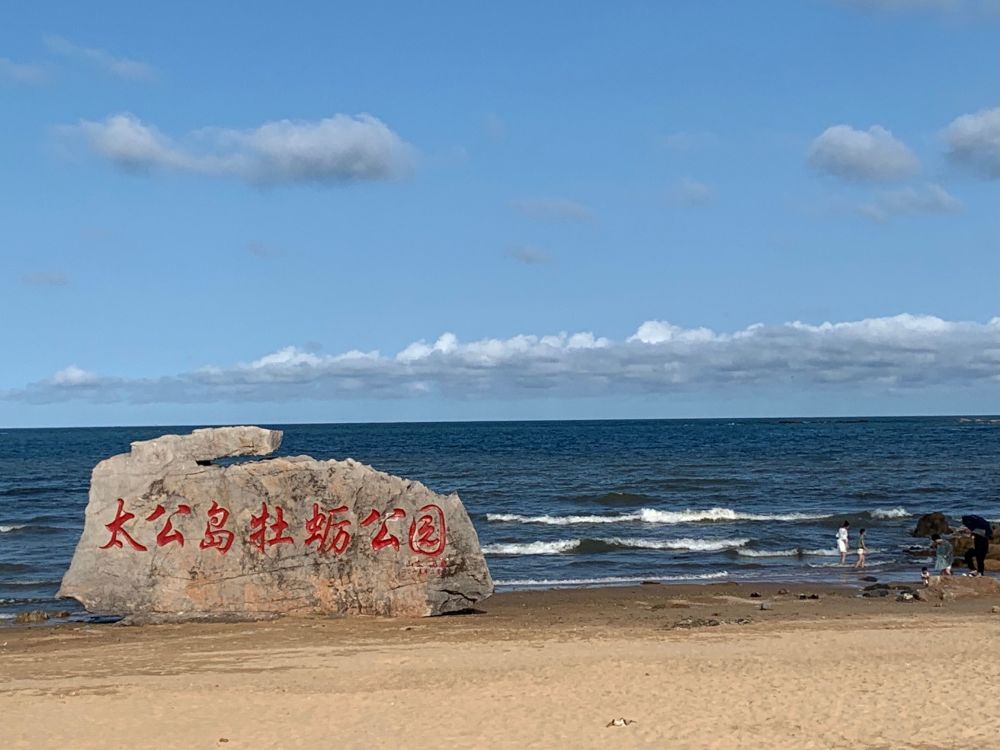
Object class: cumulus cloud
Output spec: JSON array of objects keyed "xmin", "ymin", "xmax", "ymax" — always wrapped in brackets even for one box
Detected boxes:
[
  {"xmin": 808, "ymin": 125, "xmax": 919, "ymax": 181},
  {"xmin": 511, "ymin": 198, "xmax": 593, "ymax": 223},
  {"xmin": 8, "ymin": 315, "xmax": 999, "ymax": 405},
  {"xmin": 0, "ymin": 57, "xmax": 47, "ymax": 84},
  {"xmin": 859, "ymin": 183, "xmax": 962, "ymax": 222},
  {"xmin": 66, "ymin": 112, "xmax": 414, "ymax": 185},
  {"xmin": 50, "ymin": 365, "xmax": 101, "ymax": 387},
  {"xmin": 943, "ymin": 107, "xmax": 1000, "ymax": 178},
  {"xmin": 44, "ymin": 35, "xmax": 154, "ymax": 81},
  {"xmin": 669, "ymin": 178, "xmax": 715, "ymax": 206}
]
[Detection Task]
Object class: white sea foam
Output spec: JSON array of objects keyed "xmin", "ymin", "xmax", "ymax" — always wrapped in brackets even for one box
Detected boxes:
[
  {"xmin": 483, "ymin": 537, "xmax": 750, "ymax": 555},
  {"xmin": 0, "ymin": 524, "xmax": 26, "ymax": 533},
  {"xmin": 606, "ymin": 536, "xmax": 750, "ymax": 551},
  {"xmin": 482, "ymin": 540, "xmax": 581, "ymax": 555},
  {"xmin": 737, "ymin": 547, "xmax": 872, "ymax": 557},
  {"xmin": 0, "ymin": 613, "xmax": 15, "ymax": 620},
  {"xmin": 637, "ymin": 508, "xmax": 829, "ymax": 523},
  {"xmin": 486, "ymin": 507, "xmax": 831, "ymax": 526},
  {"xmin": 486, "ymin": 512, "xmax": 626, "ymax": 525},
  {"xmin": 869, "ymin": 507, "xmax": 910, "ymax": 519},
  {"xmin": 495, "ymin": 571, "xmax": 730, "ymax": 587},
  {"xmin": 736, "ymin": 548, "xmax": 800, "ymax": 557}
]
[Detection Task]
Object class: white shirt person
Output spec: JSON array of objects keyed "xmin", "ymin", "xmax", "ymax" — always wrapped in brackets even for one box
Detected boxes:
[{"xmin": 836, "ymin": 521, "xmax": 850, "ymax": 564}]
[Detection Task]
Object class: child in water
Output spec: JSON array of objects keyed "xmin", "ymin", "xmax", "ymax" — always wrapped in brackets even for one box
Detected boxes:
[{"xmin": 854, "ymin": 528, "xmax": 867, "ymax": 569}]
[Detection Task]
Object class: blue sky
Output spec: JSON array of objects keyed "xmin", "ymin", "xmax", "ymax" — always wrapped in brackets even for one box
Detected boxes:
[{"xmin": 2, "ymin": 1, "xmax": 998, "ymax": 427}]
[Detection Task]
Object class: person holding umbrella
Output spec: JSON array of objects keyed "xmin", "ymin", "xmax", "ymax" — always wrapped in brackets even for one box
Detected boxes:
[{"xmin": 960, "ymin": 514, "xmax": 993, "ymax": 577}]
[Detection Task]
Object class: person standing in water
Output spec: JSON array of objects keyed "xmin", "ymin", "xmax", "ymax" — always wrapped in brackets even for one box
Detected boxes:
[
  {"xmin": 854, "ymin": 528, "xmax": 867, "ymax": 569},
  {"xmin": 837, "ymin": 520, "xmax": 850, "ymax": 565}
]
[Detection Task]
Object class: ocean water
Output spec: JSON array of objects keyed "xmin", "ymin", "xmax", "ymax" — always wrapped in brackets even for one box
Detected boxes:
[{"xmin": 1, "ymin": 417, "xmax": 998, "ymax": 620}]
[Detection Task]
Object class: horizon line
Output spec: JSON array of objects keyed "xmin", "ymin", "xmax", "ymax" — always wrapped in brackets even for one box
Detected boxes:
[{"xmin": 3, "ymin": 412, "xmax": 998, "ymax": 431}]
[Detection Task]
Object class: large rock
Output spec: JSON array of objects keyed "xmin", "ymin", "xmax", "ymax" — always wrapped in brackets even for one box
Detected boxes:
[
  {"xmin": 922, "ymin": 575, "xmax": 1000, "ymax": 600},
  {"xmin": 912, "ymin": 512, "xmax": 951, "ymax": 538},
  {"xmin": 59, "ymin": 427, "xmax": 493, "ymax": 621}
]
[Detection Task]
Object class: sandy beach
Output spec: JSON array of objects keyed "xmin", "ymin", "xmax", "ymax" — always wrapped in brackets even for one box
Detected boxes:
[{"xmin": 2, "ymin": 582, "xmax": 998, "ymax": 750}]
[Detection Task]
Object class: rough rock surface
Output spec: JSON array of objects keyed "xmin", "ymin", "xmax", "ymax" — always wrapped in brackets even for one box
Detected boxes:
[
  {"xmin": 921, "ymin": 575, "xmax": 1000, "ymax": 600},
  {"xmin": 59, "ymin": 427, "xmax": 493, "ymax": 621},
  {"xmin": 912, "ymin": 512, "xmax": 951, "ymax": 538}
]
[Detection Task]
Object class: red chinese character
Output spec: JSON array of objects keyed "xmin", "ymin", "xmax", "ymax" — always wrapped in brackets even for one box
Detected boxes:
[
  {"xmin": 248, "ymin": 503, "xmax": 294, "ymax": 552},
  {"xmin": 99, "ymin": 498, "xmax": 147, "ymax": 551},
  {"xmin": 145, "ymin": 503, "xmax": 192, "ymax": 547},
  {"xmin": 199, "ymin": 501, "xmax": 235, "ymax": 554},
  {"xmin": 408, "ymin": 504, "xmax": 446, "ymax": 557},
  {"xmin": 361, "ymin": 508, "xmax": 406, "ymax": 552},
  {"xmin": 304, "ymin": 503, "xmax": 352, "ymax": 555}
]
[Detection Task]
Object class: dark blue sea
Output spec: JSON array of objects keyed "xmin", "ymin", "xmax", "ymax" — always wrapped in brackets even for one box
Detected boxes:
[{"xmin": 2, "ymin": 417, "xmax": 998, "ymax": 621}]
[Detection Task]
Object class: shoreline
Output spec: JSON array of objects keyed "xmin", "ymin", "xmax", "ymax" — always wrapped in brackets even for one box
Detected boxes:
[{"xmin": 0, "ymin": 572, "xmax": 979, "ymax": 627}]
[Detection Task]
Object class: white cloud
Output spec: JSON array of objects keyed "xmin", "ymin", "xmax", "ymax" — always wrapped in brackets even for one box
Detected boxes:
[
  {"xmin": 808, "ymin": 125, "xmax": 919, "ymax": 181},
  {"xmin": 67, "ymin": 112, "xmax": 414, "ymax": 185},
  {"xmin": 0, "ymin": 57, "xmax": 47, "ymax": 84},
  {"xmin": 669, "ymin": 179, "xmax": 715, "ymax": 206},
  {"xmin": 511, "ymin": 198, "xmax": 593, "ymax": 222},
  {"xmin": 859, "ymin": 183, "xmax": 962, "ymax": 222},
  {"xmin": 9, "ymin": 314, "xmax": 999, "ymax": 405},
  {"xmin": 44, "ymin": 35, "xmax": 154, "ymax": 81},
  {"xmin": 943, "ymin": 107, "xmax": 1000, "ymax": 178},
  {"xmin": 50, "ymin": 366, "xmax": 100, "ymax": 386}
]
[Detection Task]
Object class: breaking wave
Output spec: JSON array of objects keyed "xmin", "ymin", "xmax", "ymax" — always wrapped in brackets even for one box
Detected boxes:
[
  {"xmin": 0, "ymin": 524, "xmax": 27, "ymax": 533},
  {"xmin": 486, "ymin": 507, "xmax": 831, "ymax": 526},
  {"xmin": 868, "ymin": 507, "xmax": 910, "ymax": 520},
  {"xmin": 494, "ymin": 571, "xmax": 730, "ymax": 587},
  {"xmin": 483, "ymin": 537, "xmax": 750, "ymax": 555},
  {"xmin": 483, "ymin": 540, "xmax": 580, "ymax": 555},
  {"xmin": 736, "ymin": 547, "xmax": 852, "ymax": 557}
]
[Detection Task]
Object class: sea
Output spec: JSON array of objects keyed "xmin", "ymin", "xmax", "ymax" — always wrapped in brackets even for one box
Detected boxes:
[{"xmin": 1, "ymin": 417, "xmax": 998, "ymax": 622}]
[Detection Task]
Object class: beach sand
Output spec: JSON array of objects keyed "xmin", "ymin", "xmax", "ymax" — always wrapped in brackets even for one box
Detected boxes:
[{"xmin": 2, "ymin": 582, "xmax": 998, "ymax": 750}]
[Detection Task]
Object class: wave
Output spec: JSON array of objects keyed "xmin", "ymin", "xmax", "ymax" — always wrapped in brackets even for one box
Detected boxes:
[
  {"xmin": 483, "ymin": 540, "xmax": 580, "ymax": 555},
  {"xmin": 0, "ymin": 524, "xmax": 72, "ymax": 536},
  {"xmin": 0, "ymin": 563, "xmax": 34, "ymax": 573},
  {"xmin": 487, "ymin": 512, "xmax": 626, "ymax": 525},
  {"xmin": 736, "ymin": 547, "xmax": 854, "ymax": 558},
  {"xmin": 850, "ymin": 490, "xmax": 891, "ymax": 500},
  {"xmin": 486, "ymin": 507, "xmax": 831, "ymax": 526},
  {"xmin": 583, "ymin": 492, "xmax": 660, "ymax": 506},
  {"xmin": 483, "ymin": 537, "xmax": 750, "ymax": 555},
  {"xmin": 494, "ymin": 571, "xmax": 730, "ymax": 587},
  {"xmin": 868, "ymin": 507, "xmax": 910, "ymax": 520},
  {"xmin": 0, "ymin": 580, "xmax": 62, "ymax": 590}
]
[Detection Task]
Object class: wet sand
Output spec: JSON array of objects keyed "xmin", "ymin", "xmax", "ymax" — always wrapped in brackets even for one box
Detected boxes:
[{"xmin": 2, "ymin": 582, "xmax": 998, "ymax": 749}]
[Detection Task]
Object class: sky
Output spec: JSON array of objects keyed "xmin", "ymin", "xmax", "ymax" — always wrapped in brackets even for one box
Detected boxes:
[{"xmin": 1, "ymin": 0, "xmax": 998, "ymax": 427}]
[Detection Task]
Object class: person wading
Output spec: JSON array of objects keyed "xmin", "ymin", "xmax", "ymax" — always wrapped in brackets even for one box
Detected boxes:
[{"xmin": 837, "ymin": 520, "xmax": 850, "ymax": 565}]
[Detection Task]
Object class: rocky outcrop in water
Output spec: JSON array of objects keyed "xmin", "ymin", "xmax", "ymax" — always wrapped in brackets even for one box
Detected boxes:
[
  {"xmin": 58, "ymin": 427, "xmax": 493, "ymax": 621},
  {"xmin": 912, "ymin": 512, "xmax": 951, "ymax": 538}
]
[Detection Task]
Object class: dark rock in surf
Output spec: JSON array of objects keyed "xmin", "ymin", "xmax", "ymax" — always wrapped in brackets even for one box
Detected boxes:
[{"xmin": 912, "ymin": 512, "xmax": 951, "ymax": 538}]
